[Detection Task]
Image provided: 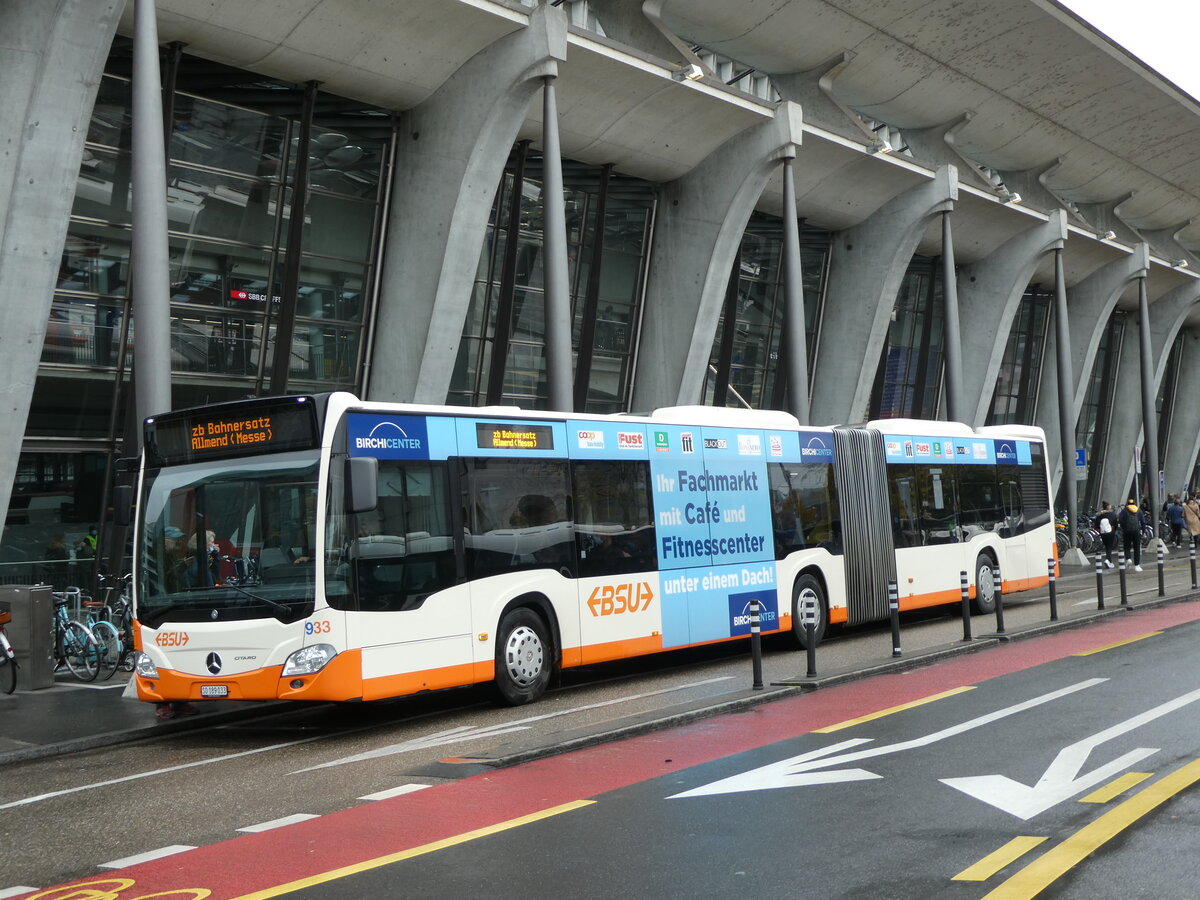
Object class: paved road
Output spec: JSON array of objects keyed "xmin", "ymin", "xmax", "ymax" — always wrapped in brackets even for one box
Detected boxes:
[{"xmin": 5, "ymin": 575, "xmax": 1200, "ymax": 899}]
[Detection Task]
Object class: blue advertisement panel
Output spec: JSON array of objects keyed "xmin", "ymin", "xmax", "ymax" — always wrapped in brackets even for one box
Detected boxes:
[
  {"xmin": 454, "ymin": 417, "xmax": 568, "ymax": 459},
  {"xmin": 795, "ymin": 429, "xmax": 834, "ymax": 463},
  {"xmin": 565, "ymin": 420, "xmax": 650, "ymax": 460},
  {"xmin": 882, "ymin": 433, "xmax": 1035, "ymax": 467},
  {"xmin": 346, "ymin": 413, "xmax": 432, "ymax": 460},
  {"xmin": 660, "ymin": 563, "xmax": 778, "ymax": 647}
]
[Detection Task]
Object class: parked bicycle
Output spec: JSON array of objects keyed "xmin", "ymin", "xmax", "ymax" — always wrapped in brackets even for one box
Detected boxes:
[
  {"xmin": 96, "ymin": 571, "xmax": 135, "ymax": 672},
  {"xmin": 76, "ymin": 587, "xmax": 123, "ymax": 682},
  {"xmin": 50, "ymin": 588, "xmax": 100, "ymax": 682},
  {"xmin": 0, "ymin": 605, "xmax": 17, "ymax": 694}
]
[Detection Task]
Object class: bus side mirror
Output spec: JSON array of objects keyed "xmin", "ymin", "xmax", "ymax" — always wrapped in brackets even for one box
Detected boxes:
[
  {"xmin": 113, "ymin": 485, "xmax": 134, "ymax": 526},
  {"xmin": 345, "ymin": 457, "xmax": 378, "ymax": 514}
]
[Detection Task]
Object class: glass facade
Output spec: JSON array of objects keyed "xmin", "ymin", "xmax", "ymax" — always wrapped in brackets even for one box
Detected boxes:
[
  {"xmin": 1074, "ymin": 313, "xmax": 1125, "ymax": 513},
  {"xmin": 869, "ymin": 256, "xmax": 944, "ymax": 420},
  {"xmin": 8, "ymin": 42, "xmax": 391, "ymax": 583},
  {"xmin": 702, "ymin": 213, "xmax": 831, "ymax": 409},
  {"xmin": 987, "ymin": 287, "xmax": 1052, "ymax": 426},
  {"xmin": 450, "ymin": 152, "xmax": 655, "ymax": 412}
]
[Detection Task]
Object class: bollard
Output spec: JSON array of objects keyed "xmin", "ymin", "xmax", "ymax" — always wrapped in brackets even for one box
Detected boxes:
[
  {"xmin": 750, "ymin": 598, "xmax": 763, "ymax": 689},
  {"xmin": 1118, "ymin": 549, "xmax": 1128, "ymax": 606},
  {"xmin": 993, "ymin": 562, "xmax": 1005, "ymax": 634},
  {"xmin": 1047, "ymin": 558, "xmax": 1059, "ymax": 621},
  {"xmin": 1191, "ymin": 540, "xmax": 1197, "ymax": 590},
  {"xmin": 960, "ymin": 570, "xmax": 972, "ymax": 641},
  {"xmin": 1157, "ymin": 542, "xmax": 1165, "ymax": 598},
  {"xmin": 889, "ymin": 581, "xmax": 901, "ymax": 657},
  {"xmin": 1094, "ymin": 551, "xmax": 1105, "ymax": 610},
  {"xmin": 805, "ymin": 620, "xmax": 817, "ymax": 678}
]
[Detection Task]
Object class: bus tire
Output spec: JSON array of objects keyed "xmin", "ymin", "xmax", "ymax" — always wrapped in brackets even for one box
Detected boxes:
[
  {"xmin": 791, "ymin": 574, "xmax": 827, "ymax": 650},
  {"xmin": 973, "ymin": 553, "xmax": 998, "ymax": 615},
  {"xmin": 494, "ymin": 608, "xmax": 552, "ymax": 706}
]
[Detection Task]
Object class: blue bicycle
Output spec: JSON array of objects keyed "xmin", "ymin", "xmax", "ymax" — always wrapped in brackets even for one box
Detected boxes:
[{"xmin": 51, "ymin": 588, "xmax": 100, "ymax": 682}]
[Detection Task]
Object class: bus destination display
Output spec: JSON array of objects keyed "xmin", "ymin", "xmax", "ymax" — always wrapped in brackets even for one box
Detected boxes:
[
  {"xmin": 476, "ymin": 423, "xmax": 554, "ymax": 451},
  {"xmin": 146, "ymin": 398, "xmax": 319, "ymax": 466}
]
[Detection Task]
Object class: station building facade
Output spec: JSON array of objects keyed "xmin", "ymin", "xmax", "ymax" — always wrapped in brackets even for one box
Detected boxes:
[{"xmin": 3, "ymin": 0, "xmax": 1200, "ymax": 578}]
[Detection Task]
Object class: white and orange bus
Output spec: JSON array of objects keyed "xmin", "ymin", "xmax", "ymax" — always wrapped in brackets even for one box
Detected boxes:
[{"xmin": 127, "ymin": 393, "xmax": 1054, "ymax": 706}]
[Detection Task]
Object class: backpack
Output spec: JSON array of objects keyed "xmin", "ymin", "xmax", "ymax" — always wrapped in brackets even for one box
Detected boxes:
[
  {"xmin": 1121, "ymin": 509, "xmax": 1141, "ymax": 535},
  {"xmin": 1099, "ymin": 515, "xmax": 1112, "ymax": 535}
]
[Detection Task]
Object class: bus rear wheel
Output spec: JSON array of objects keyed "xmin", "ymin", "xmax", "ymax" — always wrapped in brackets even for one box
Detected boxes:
[
  {"xmin": 494, "ymin": 608, "xmax": 552, "ymax": 706},
  {"xmin": 791, "ymin": 574, "xmax": 827, "ymax": 650},
  {"xmin": 973, "ymin": 554, "xmax": 998, "ymax": 614}
]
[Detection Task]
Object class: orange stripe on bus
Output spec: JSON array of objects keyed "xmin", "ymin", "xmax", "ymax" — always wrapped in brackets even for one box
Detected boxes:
[
  {"xmin": 361, "ymin": 661, "xmax": 479, "ymax": 701},
  {"xmin": 569, "ymin": 634, "xmax": 664, "ymax": 667},
  {"xmin": 827, "ymin": 607, "xmax": 848, "ymax": 625}
]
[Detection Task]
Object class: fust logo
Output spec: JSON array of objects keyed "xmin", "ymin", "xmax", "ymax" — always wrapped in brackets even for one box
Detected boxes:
[{"xmin": 617, "ymin": 431, "xmax": 645, "ymax": 450}]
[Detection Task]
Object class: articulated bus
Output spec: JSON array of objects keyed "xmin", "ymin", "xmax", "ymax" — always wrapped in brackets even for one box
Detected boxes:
[{"xmin": 127, "ymin": 393, "xmax": 1054, "ymax": 706}]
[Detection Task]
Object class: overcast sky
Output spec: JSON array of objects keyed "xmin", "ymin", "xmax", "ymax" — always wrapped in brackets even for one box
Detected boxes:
[{"xmin": 1058, "ymin": 0, "xmax": 1200, "ymax": 98}]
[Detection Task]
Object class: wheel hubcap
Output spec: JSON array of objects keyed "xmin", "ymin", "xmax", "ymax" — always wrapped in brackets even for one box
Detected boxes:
[
  {"xmin": 978, "ymin": 565, "xmax": 995, "ymax": 602},
  {"xmin": 797, "ymin": 590, "xmax": 821, "ymax": 627},
  {"xmin": 504, "ymin": 625, "xmax": 544, "ymax": 686}
]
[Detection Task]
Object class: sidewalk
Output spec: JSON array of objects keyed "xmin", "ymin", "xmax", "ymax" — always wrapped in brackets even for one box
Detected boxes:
[{"xmin": 2, "ymin": 559, "xmax": 1197, "ymax": 768}]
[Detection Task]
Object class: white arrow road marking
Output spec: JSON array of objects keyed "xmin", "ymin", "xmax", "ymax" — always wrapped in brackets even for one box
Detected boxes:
[
  {"xmin": 941, "ymin": 684, "xmax": 1200, "ymax": 819},
  {"xmin": 670, "ymin": 678, "xmax": 1106, "ymax": 798}
]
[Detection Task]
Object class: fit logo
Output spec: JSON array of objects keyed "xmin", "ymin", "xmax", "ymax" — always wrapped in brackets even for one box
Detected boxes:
[
  {"xmin": 155, "ymin": 631, "xmax": 190, "ymax": 647},
  {"xmin": 587, "ymin": 582, "xmax": 654, "ymax": 616}
]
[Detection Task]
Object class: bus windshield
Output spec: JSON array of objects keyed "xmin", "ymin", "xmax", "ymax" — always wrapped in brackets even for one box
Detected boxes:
[{"xmin": 137, "ymin": 451, "xmax": 320, "ymax": 627}]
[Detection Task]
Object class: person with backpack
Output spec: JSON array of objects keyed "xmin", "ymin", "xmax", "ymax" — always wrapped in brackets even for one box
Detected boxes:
[
  {"xmin": 1093, "ymin": 501, "xmax": 1119, "ymax": 567},
  {"xmin": 1185, "ymin": 493, "xmax": 1200, "ymax": 550},
  {"xmin": 1168, "ymin": 494, "xmax": 1186, "ymax": 548},
  {"xmin": 1118, "ymin": 499, "xmax": 1144, "ymax": 571}
]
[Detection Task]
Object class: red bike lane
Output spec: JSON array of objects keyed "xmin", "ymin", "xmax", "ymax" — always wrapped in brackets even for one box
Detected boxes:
[{"xmin": 22, "ymin": 602, "xmax": 1200, "ymax": 900}]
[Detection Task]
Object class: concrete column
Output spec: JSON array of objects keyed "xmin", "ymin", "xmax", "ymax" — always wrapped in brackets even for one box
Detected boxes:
[
  {"xmin": 958, "ymin": 211, "xmax": 1067, "ymax": 425},
  {"xmin": 0, "ymin": 0, "xmax": 124, "ymax": 544},
  {"xmin": 1163, "ymin": 328, "xmax": 1200, "ymax": 495},
  {"xmin": 540, "ymin": 75, "xmax": 573, "ymax": 412},
  {"xmin": 940, "ymin": 211, "xmax": 965, "ymax": 423},
  {"xmin": 1036, "ymin": 245, "xmax": 1149, "ymax": 490},
  {"xmin": 809, "ymin": 166, "xmax": 957, "ymax": 425},
  {"xmin": 131, "ymin": 0, "xmax": 173, "ymax": 425},
  {"xmin": 367, "ymin": 4, "xmax": 567, "ymax": 403},
  {"xmin": 781, "ymin": 155, "xmax": 810, "ymax": 424},
  {"xmin": 1096, "ymin": 280, "xmax": 1200, "ymax": 505},
  {"xmin": 630, "ymin": 102, "xmax": 803, "ymax": 411}
]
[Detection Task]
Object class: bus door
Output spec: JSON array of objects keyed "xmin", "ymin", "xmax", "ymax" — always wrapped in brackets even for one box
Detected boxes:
[{"xmin": 888, "ymin": 462, "xmax": 962, "ymax": 606}]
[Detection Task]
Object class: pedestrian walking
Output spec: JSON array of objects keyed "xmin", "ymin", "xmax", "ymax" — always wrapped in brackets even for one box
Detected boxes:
[
  {"xmin": 1118, "ymin": 499, "xmax": 1144, "ymax": 571},
  {"xmin": 1185, "ymin": 492, "xmax": 1200, "ymax": 550},
  {"xmin": 1168, "ymin": 494, "xmax": 1185, "ymax": 548},
  {"xmin": 1093, "ymin": 501, "xmax": 1119, "ymax": 567}
]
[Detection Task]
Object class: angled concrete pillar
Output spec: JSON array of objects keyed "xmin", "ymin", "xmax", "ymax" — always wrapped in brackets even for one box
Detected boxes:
[
  {"xmin": 1164, "ymin": 328, "xmax": 1200, "ymax": 495},
  {"xmin": 0, "ymin": 0, "xmax": 123, "ymax": 543},
  {"xmin": 809, "ymin": 166, "xmax": 957, "ymax": 425},
  {"xmin": 367, "ymin": 4, "xmax": 567, "ymax": 403},
  {"xmin": 630, "ymin": 102, "xmax": 803, "ymax": 411},
  {"xmin": 587, "ymin": 0, "xmax": 707, "ymax": 73},
  {"xmin": 903, "ymin": 113, "xmax": 995, "ymax": 192},
  {"xmin": 1096, "ymin": 280, "xmax": 1200, "ymax": 505},
  {"xmin": 1036, "ymin": 245, "xmax": 1149, "ymax": 490},
  {"xmin": 1075, "ymin": 194, "xmax": 1142, "ymax": 245},
  {"xmin": 996, "ymin": 158, "xmax": 1085, "ymax": 222},
  {"xmin": 772, "ymin": 53, "xmax": 881, "ymax": 148},
  {"xmin": 959, "ymin": 211, "xmax": 1067, "ymax": 425}
]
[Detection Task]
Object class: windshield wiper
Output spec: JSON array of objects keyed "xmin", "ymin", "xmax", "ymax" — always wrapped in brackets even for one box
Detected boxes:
[{"xmin": 220, "ymin": 581, "xmax": 294, "ymax": 617}]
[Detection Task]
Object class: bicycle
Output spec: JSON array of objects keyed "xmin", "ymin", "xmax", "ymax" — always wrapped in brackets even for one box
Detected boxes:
[
  {"xmin": 77, "ymin": 588, "xmax": 123, "ymax": 681},
  {"xmin": 0, "ymin": 606, "xmax": 17, "ymax": 694},
  {"xmin": 50, "ymin": 588, "xmax": 100, "ymax": 682},
  {"xmin": 96, "ymin": 571, "xmax": 135, "ymax": 672}
]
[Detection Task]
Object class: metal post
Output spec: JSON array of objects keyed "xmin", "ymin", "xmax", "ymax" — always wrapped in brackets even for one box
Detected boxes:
[
  {"xmin": 889, "ymin": 581, "xmax": 901, "ymax": 657},
  {"xmin": 1191, "ymin": 539, "xmax": 1197, "ymax": 590},
  {"xmin": 1053, "ymin": 249, "xmax": 1078, "ymax": 549},
  {"xmin": 805, "ymin": 621, "xmax": 817, "ymax": 678},
  {"xmin": 1156, "ymin": 541, "xmax": 1165, "ymax": 598},
  {"xmin": 782, "ymin": 156, "xmax": 811, "ymax": 424},
  {"xmin": 1139, "ymin": 276, "xmax": 1161, "ymax": 554},
  {"xmin": 131, "ymin": 0, "xmax": 174, "ymax": 430},
  {"xmin": 1095, "ymin": 551, "xmax": 1105, "ymax": 610},
  {"xmin": 993, "ymin": 562, "xmax": 1005, "ymax": 633},
  {"xmin": 959, "ymin": 570, "xmax": 972, "ymax": 641},
  {"xmin": 941, "ymin": 210, "xmax": 965, "ymax": 423},
  {"xmin": 541, "ymin": 76, "xmax": 573, "ymax": 412},
  {"xmin": 1118, "ymin": 549, "xmax": 1128, "ymax": 606},
  {"xmin": 1047, "ymin": 558, "xmax": 1059, "ymax": 621},
  {"xmin": 750, "ymin": 598, "xmax": 763, "ymax": 689}
]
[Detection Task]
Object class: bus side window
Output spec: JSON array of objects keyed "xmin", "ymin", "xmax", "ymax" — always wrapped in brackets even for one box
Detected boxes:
[
  {"xmin": 572, "ymin": 460, "xmax": 656, "ymax": 577},
  {"xmin": 887, "ymin": 465, "xmax": 922, "ymax": 548}
]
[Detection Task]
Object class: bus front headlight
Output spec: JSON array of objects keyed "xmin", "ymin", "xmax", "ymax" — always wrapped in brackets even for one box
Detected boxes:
[
  {"xmin": 134, "ymin": 652, "xmax": 159, "ymax": 679},
  {"xmin": 282, "ymin": 643, "xmax": 337, "ymax": 676}
]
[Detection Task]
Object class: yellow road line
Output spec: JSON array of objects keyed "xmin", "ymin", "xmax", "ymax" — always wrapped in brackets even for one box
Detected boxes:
[
  {"xmin": 229, "ymin": 800, "xmax": 595, "ymax": 900},
  {"xmin": 981, "ymin": 757, "xmax": 1200, "ymax": 899},
  {"xmin": 814, "ymin": 686, "xmax": 975, "ymax": 733},
  {"xmin": 952, "ymin": 836, "xmax": 1047, "ymax": 881},
  {"xmin": 1079, "ymin": 772, "xmax": 1153, "ymax": 804},
  {"xmin": 1072, "ymin": 631, "xmax": 1162, "ymax": 656}
]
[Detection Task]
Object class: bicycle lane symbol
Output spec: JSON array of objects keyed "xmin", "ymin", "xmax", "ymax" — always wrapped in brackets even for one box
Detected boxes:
[{"xmin": 22, "ymin": 878, "xmax": 211, "ymax": 900}]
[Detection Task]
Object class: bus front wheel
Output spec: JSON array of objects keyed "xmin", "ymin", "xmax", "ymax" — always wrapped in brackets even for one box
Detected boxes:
[
  {"xmin": 791, "ymin": 574, "xmax": 827, "ymax": 650},
  {"xmin": 973, "ymin": 554, "xmax": 998, "ymax": 615},
  {"xmin": 494, "ymin": 608, "xmax": 552, "ymax": 706}
]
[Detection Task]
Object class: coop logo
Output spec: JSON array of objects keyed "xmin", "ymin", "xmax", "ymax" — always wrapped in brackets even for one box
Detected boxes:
[
  {"xmin": 800, "ymin": 435, "xmax": 833, "ymax": 462},
  {"xmin": 576, "ymin": 429, "xmax": 605, "ymax": 450},
  {"xmin": 680, "ymin": 432, "xmax": 696, "ymax": 454},
  {"xmin": 886, "ymin": 440, "xmax": 902, "ymax": 456},
  {"xmin": 995, "ymin": 441, "xmax": 1018, "ymax": 464},
  {"xmin": 617, "ymin": 431, "xmax": 645, "ymax": 450},
  {"xmin": 349, "ymin": 415, "xmax": 429, "ymax": 459},
  {"xmin": 769, "ymin": 435, "xmax": 784, "ymax": 457},
  {"xmin": 738, "ymin": 434, "xmax": 761, "ymax": 456}
]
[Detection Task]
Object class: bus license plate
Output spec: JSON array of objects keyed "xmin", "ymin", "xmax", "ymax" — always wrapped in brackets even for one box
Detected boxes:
[{"xmin": 200, "ymin": 684, "xmax": 228, "ymax": 698}]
